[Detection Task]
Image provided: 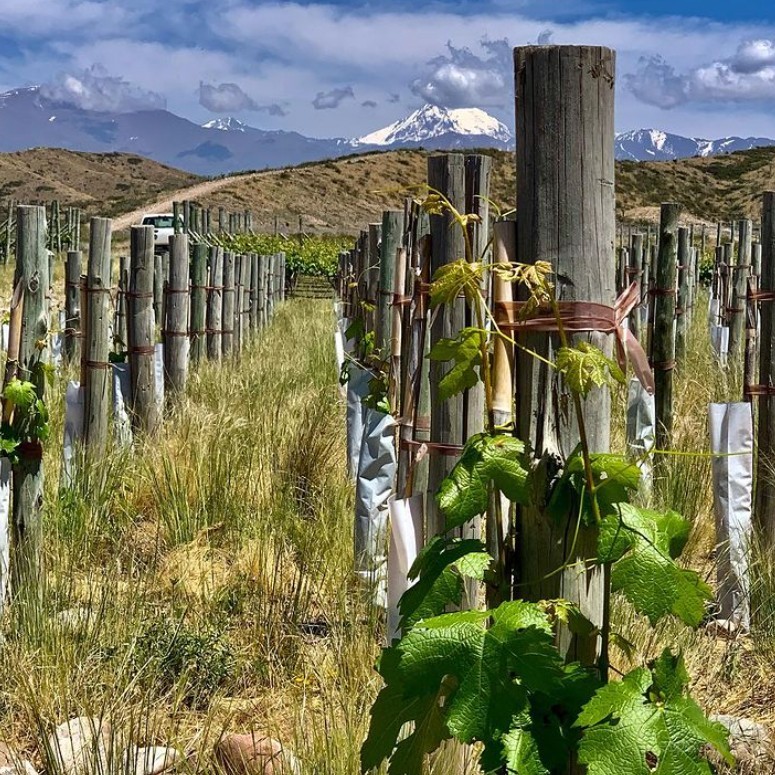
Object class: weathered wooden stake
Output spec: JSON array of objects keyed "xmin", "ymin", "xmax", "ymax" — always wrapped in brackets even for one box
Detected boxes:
[
  {"xmin": 654, "ymin": 203, "xmax": 680, "ymax": 456},
  {"xmin": 377, "ymin": 211, "xmax": 404, "ymax": 352},
  {"xmin": 64, "ymin": 250, "xmax": 82, "ymax": 365},
  {"xmin": 206, "ymin": 247, "xmax": 223, "ymax": 361},
  {"xmin": 249, "ymin": 254, "xmax": 259, "ymax": 332},
  {"xmin": 128, "ymin": 226, "xmax": 160, "ymax": 435},
  {"xmin": 83, "ymin": 217, "xmax": 112, "ymax": 454},
  {"xmin": 12, "ymin": 205, "xmax": 49, "ymax": 599},
  {"xmin": 115, "ymin": 255, "xmax": 128, "ymax": 354},
  {"xmin": 258, "ymin": 255, "xmax": 267, "ymax": 328},
  {"xmin": 190, "ymin": 243, "xmax": 207, "ymax": 365},
  {"xmin": 222, "ymin": 251, "xmax": 235, "ymax": 356},
  {"xmin": 675, "ymin": 227, "xmax": 689, "ymax": 363},
  {"xmin": 729, "ymin": 219, "xmax": 752, "ymax": 360},
  {"xmin": 756, "ymin": 192, "xmax": 775, "ymax": 544},
  {"xmin": 628, "ymin": 233, "xmax": 643, "ymax": 341},
  {"xmin": 513, "ymin": 45, "xmax": 615, "ymax": 673},
  {"xmin": 164, "ymin": 234, "xmax": 190, "ymax": 396}
]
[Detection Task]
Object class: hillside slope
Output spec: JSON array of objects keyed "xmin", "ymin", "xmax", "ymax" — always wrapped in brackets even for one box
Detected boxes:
[
  {"xmin": 0, "ymin": 148, "xmax": 200, "ymax": 218},
  {"xmin": 172, "ymin": 147, "xmax": 775, "ymax": 234},
  {"xmin": 3, "ymin": 145, "xmax": 775, "ymax": 234}
]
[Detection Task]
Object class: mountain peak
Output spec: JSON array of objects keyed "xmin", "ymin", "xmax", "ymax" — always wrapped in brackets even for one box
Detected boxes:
[
  {"xmin": 202, "ymin": 117, "xmax": 248, "ymax": 132},
  {"xmin": 355, "ymin": 104, "xmax": 513, "ymax": 148}
]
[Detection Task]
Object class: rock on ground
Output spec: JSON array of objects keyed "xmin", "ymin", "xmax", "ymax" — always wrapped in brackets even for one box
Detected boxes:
[
  {"xmin": 0, "ymin": 743, "xmax": 38, "ymax": 775},
  {"xmin": 214, "ymin": 733, "xmax": 300, "ymax": 775},
  {"xmin": 124, "ymin": 745, "xmax": 181, "ymax": 774},
  {"xmin": 710, "ymin": 714, "xmax": 773, "ymax": 768},
  {"xmin": 47, "ymin": 717, "xmax": 112, "ymax": 775}
]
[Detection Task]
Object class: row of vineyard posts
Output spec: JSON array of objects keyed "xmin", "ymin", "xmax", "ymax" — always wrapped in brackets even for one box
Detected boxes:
[
  {"xmin": 335, "ymin": 42, "xmax": 775, "ymax": 775},
  {"xmin": 2, "ymin": 201, "xmax": 286, "ymax": 606}
]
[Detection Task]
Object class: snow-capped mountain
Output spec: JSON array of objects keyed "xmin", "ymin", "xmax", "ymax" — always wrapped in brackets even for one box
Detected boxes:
[
  {"xmin": 615, "ymin": 128, "xmax": 775, "ymax": 161},
  {"xmin": 201, "ymin": 117, "xmax": 248, "ymax": 132},
  {"xmin": 355, "ymin": 104, "xmax": 513, "ymax": 149},
  {"xmin": 2, "ymin": 84, "xmax": 775, "ymax": 174}
]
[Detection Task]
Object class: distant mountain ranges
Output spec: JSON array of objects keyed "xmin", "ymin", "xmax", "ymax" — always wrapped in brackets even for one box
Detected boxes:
[{"xmin": 0, "ymin": 86, "xmax": 773, "ymax": 175}]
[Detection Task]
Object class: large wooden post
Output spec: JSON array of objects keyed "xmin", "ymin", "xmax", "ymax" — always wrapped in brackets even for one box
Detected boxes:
[
  {"xmin": 190, "ymin": 243, "xmax": 207, "ymax": 366},
  {"xmin": 64, "ymin": 250, "xmax": 82, "ymax": 365},
  {"xmin": 12, "ymin": 205, "xmax": 49, "ymax": 599},
  {"xmin": 513, "ymin": 45, "xmax": 615, "ymax": 671},
  {"xmin": 377, "ymin": 211, "xmax": 404, "ymax": 353},
  {"xmin": 756, "ymin": 193, "xmax": 775, "ymax": 543},
  {"xmin": 628, "ymin": 233, "xmax": 643, "ymax": 341},
  {"xmin": 654, "ymin": 203, "xmax": 680, "ymax": 456},
  {"xmin": 128, "ymin": 226, "xmax": 160, "ymax": 436},
  {"xmin": 83, "ymin": 217, "xmax": 112, "ymax": 454},
  {"xmin": 206, "ymin": 247, "xmax": 223, "ymax": 361},
  {"xmin": 729, "ymin": 219, "xmax": 752, "ymax": 361},
  {"xmin": 675, "ymin": 227, "xmax": 689, "ymax": 364},
  {"xmin": 164, "ymin": 234, "xmax": 190, "ymax": 395},
  {"xmin": 222, "ymin": 251, "xmax": 235, "ymax": 356},
  {"xmin": 426, "ymin": 154, "xmax": 468, "ymax": 541}
]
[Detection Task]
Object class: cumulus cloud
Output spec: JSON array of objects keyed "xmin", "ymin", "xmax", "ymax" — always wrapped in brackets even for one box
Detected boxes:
[
  {"xmin": 409, "ymin": 38, "xmax": 511, "ymax": 108},
  {"xmin": 312, "ymin": 86, "xmax": 354, "ymax": 109},
  {"xmin": 626, "ymin": 39, "xmax": 775, "ymax": 108},
  {"xmin": 361, "ymin": 99, "xmax": 377, "ymax": 108},
  {"xmin": 537, "ymin": 29, "xmax": 553, "ymax": 45},
  {"xmin": 387, "ymin": 93, "xmax": 400, "ymax": 103},
  {"xmin": 199, "ymin": 81, "xmax": 287, "ymax": 115},
  {"xmin": 41, "ymin": 64, "xmax": 166, "ymax": 112}
]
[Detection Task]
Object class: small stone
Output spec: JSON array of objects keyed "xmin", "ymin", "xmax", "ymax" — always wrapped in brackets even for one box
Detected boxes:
[
  {"xmin": 214, "ymin": 732, "xmax": 300, "ymax": 775},
  {"xmin": 0, "ymin": 743, "xmax": 38, "ymax": 775},
  {"xmin": 55, "ymin": 607, "xmax": 92, "ymax": 629},
  {"xmin": 710, "ymin": 714, "xmax": 772, "ymax": 763},
  {"xmin": 47, "ymin": 717, "xmax": 111, "ymax": 775},
  {"xmin": 124, "ymin": 745, "xmax": 181, "ymax": 774}
]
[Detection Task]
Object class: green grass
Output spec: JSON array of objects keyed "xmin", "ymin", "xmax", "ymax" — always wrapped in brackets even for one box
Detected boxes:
[{"xmin": 0, "ymin": 298, "xmax": 381, "ymax": 773}]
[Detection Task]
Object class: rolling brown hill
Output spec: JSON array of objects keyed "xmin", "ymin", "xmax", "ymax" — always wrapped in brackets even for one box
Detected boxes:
[
  {"xmin": 3, "ymin": 145, "xmax": 775, "ymax": 235},
  {"xmin": 0, "ymin": 148, "xmax": 199, "ymax": 219},
  {"xmin": 147, "ymin": 147, "xmax": 775, "ymax": 235}
]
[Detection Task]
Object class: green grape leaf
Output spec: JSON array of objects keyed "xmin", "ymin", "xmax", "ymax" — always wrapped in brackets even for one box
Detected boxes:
[
  {"xmin": 428, "ymin": 327, "xmax": 483, "ymax": 401},
  {"xmin": 399, "ymin": 536, "xmax": 491, "ymax": 630},
  {"xmin": 360, "ymin": 648, "xmax": 452, "ymax": 775},
  {"xmin": 429, "ymin": 259, "xmax": 484, "ymax": 309},
  {"xmin": 598, "ymin": 504, "xmax": 711, "ymax": 626},
  {"xmin": 577, "ymin": 650, "xmax": 732, "ymax": 775},
  {"xmin": 556, "ymin": 341, "xmax": 625, "ymax": 397},
  {"xmin": 437, "ymin": 433, "xmax": 530, "ymax": 530},
  {"xmin": 344, "ymin": 318, "xmax": 364, "ymax": 342},
  {"xmin": 501, "ymin": 726, "xmax": 547, "ymax": 775},
  {"xmin": 3, "ymin": 378, "xmax": 37, "ymax": 411},
  {"xmin": 548, "ymin": 448, "xmax": 640, "ymax": 526}
]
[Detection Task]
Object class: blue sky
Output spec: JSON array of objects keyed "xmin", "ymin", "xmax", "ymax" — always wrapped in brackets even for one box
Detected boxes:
[{"xmin": 4, "ymin": 0, "xmax": 775, "ymax": 139}]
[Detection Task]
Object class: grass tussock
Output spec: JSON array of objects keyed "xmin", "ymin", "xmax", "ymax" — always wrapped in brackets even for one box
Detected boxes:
[{"xmin": 0, "ymin": 298, "xmax": 381, "ymax": 773}]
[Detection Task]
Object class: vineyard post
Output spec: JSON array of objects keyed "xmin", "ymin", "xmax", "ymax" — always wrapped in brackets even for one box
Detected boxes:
[
  {"xmin": 222, "ymin": 251, "xmax": 235, "ymax": 356},
  {"xmin": 377, "ymin": 211, "xmax": 404, "ymax": 352},
  {"xmin": 628, "ymin": 232, "xmax": 643, "ymax": 341},
  {"xmin": 513, "ymin": 44, "xmax": 615, "ymax": 671},
  {"xmin": 266, "ymin": 254, "xmax": 275, "ymax": 323},
  {"xmin": 729, "ymin": 219, "xmax": 753, "ymax": 361},
  {"xmin": 4, "ymin": 198, "xmax": 13, "ymax": 264},
  {"xmin": 64, "ymin": 250, "xmax": 82, "ymax": 365},
  {"xmin": 163, "ymin": 233, "xmax": 190, "ymax": 395},
  {"xmin": 754, "ymin": 242, "xmax": 763, "ymax": 279},
  {"xmin": 206, "ymin": 246, "xmax": 223, "ymax": 361},
  {"xmin": 233, "ymin": 254, "xmax": 243, "ymax": 354},
  {"xmin": 190, "ymin": 243, "xmax": 207, "ymax": 365},
  {"xmin": 153, "ymin": 250, "xmax": 164, "ymax": 328},
  {"xmin": 426, "ymin": 153, "xmax": 486, "ymax": 557},
  {"xmin": 258, "ymin": 255, "xmax": 266, "ymax": 328},
  {"xmin": 654, "ymin": 202, "xmax": 680, "ymax": 459},
  {"xmin": 675, "ymin": 227, "xmax": 689, "ymax": 364},
  {"xmin": 183, "ymin": 200, "xmax": 191, "ymax": 234},
  {"xmin": 83, "ymin": 217, "xmax": 113, "ymax": 455},
  {"xmin": 116, "ymin": 255, "xmax": 128, "ymax": 354},
  {"xmin": 12, "ymin": 205, "xmax": 49, "ymax": 601},
  {"xmin": 756, "ymin": 192, "xmax": 775, "ymax": 544},
  {"xmin": 367, "ymin": 224, "xmax": 381, "ymax": 334},
  {"xmin": 219, "ymin": 208, "xmax": 227, "ymax": 234},
  {"xmin": 128, "ymin": 226, "xmax": 160, "ymax": 436},
  {"xmin": 250, "ymin": 253, "xmax": 259, "ymax": 332},
  {"xmin": 241, "ymin": 252, "xmax": 252, "ymax": 344},
  {"xmin": 173, "ymin": 202, "xmax": 182, "ymax": 235},
  {"xmin": 280, "ymin": 252, "xmax": 286, "ymax": 302}
]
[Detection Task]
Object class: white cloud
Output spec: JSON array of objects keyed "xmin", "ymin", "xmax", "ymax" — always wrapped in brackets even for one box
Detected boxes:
[
  {"xmin": 627, "ymin": 39, "xmax": 775, "ymax": 108},
  {"xmin": 199, "ymin": 82, "xmax": 287, "ymax": 115},
  {"xmin": 41, "ymin": 65, "xmax": 165, "ymax": 112}
]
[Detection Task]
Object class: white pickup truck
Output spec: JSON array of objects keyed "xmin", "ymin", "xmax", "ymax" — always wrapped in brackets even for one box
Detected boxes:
[{"xmin": 140, "ymin": 213, "xmax": 181, "ymax": 252}]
